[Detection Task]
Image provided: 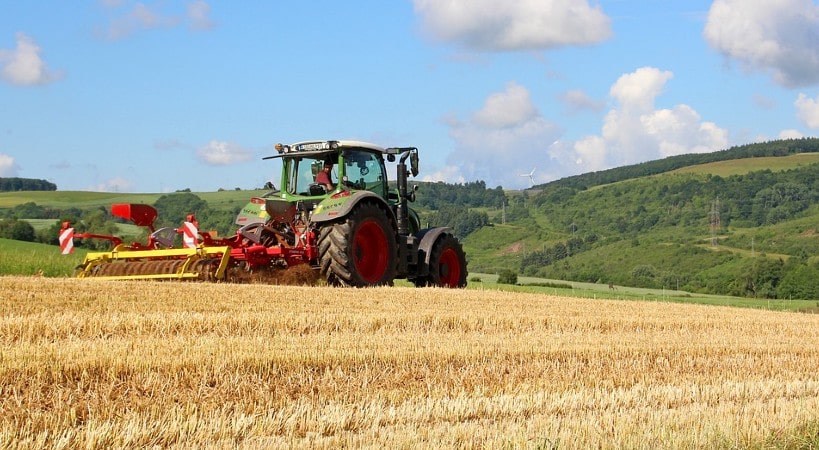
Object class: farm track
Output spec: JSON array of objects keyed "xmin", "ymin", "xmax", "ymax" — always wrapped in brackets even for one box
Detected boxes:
[{"xmin": 1, "ymin": 276, "xmax": 819, "ymax": 448}]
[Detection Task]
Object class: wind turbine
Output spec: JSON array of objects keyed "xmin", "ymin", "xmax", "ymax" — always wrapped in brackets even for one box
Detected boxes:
[{"xmin": 519, "ymin": 168, "xmax": 536, "ymax": 187}]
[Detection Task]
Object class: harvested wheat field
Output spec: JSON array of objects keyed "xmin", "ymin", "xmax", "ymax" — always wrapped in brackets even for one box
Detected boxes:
[{"xmin": 2, "ymin": 277, "xmax": 819, "ymax": 449}]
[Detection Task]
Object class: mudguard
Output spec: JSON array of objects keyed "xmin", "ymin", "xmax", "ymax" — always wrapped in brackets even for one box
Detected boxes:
[
  {"xmin": 310, "ymin": 190, "xmax": 397, "ymax": 225},
  {"xmin": 414, "ymin": 226, "xmax": 454, "ymax": 277},
  {"xmin": 235, "ymin": 197, "xmax": 270, "ymax": 227}
]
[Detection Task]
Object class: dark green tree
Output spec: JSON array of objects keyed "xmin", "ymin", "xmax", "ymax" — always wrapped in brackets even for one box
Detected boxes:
[
  {"xmin": 153, "ymin": 193, "xmax": 208, "ymax": 228},
  {"xmin": 777, "ymin": 264, "xmax": 819, "ymax": 299}
]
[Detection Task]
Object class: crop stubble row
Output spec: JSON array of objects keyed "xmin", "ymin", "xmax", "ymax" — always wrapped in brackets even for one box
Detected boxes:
[{"xmin": 1, "ymin": 276, "xmax": 819, "ymax": 448}]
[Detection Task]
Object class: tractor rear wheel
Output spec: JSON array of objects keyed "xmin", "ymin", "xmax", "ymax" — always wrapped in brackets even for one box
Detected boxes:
[
  {"xmin": 414, "ymin": 233, "xmax": 468, "ymax": 288},
  {"xmin": 318, "ymin": 202, "xmax": 397, "ymax": 287}
]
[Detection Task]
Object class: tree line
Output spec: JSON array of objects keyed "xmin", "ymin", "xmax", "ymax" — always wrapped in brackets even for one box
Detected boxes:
[{"xmin": 0, "ymin": 177, "xmax": 57, "ymax": 191}]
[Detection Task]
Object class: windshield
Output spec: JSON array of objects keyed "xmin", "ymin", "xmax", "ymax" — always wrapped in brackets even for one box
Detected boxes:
[
  {"xmin": 287, "ymin": 156, "xmax": 337, "ymax": 195},
  {"xmin": 343, "ymin": 149, "xmax": 387, "ymax": 197}
]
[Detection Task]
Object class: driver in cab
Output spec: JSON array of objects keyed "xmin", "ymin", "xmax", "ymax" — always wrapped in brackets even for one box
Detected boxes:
[{"xmin": 316, "ymin": 161, "xmax": 335, "ymax": 191}]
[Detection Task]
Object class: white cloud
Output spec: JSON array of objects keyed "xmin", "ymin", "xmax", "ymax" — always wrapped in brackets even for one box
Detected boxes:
[
  {"xmin": 795, "ymin": 93, "xmax": 819, "ymax": 129},
  {"xmin": 572, "ymin": 136, "xmax": 607, "ymax": 171},
  {"xmin": 100, "ymin": 1, "xmax": 215, "ymax": 39},
  {"xmin": 421, "ymin": 165, "xmax": 466, "ymax": 184},
  {"xmin": 0, "ymin": 153, "xmax": 19, "ymax": 176},
  {"xmin": 90, "ymin": 177, "xmax": 135, "ymax": 192},
  {"xmin": 473, "ymin": 82, "xmax": 537, "ymax": 127},
  {"xmin": 563, "ymin": 67, "xmax": 729, "ymax": 174},
  {"xmin": 779, "ymin": 129, "xmax": 805, "ymax": 139},
  {"xmin": 187, "ymin": 0, "xmax": 216, "ymax": 30},
  {"xmin": 560, "ymin": 89, "xmax": 605, "ymax": 114},
  {"xmin": 704, "ymin": 0, "xmax": 819, "ymax": 88},
  {"xmin": 609, "ymin": 67, "xmax": 672, "ymax": 113},
  {"xmin": 0, "ymin": 33, "xmax": 62, "ymax": 86},
  {"xmin": 439, "ymin": 82, "xmax": 562, "ymax": 188},
  {"xmin": 196, "ymin": 140, "xmax": 253, "ymax": 165},
  {"xmin": 102, "ymin": 3, "xmax": 178, "ymax": 39},
  {"xmin": 413, "ymin": 0, "xmax": 611, "ymax": 51}
]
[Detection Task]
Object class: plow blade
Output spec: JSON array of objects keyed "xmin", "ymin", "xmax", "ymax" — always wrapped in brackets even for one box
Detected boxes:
[{"xmin": 77, "ymin": 246, "xmax": 232, "ymax": 281}]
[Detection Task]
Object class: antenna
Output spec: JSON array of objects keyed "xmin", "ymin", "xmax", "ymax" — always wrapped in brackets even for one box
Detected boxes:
[{"xmin": 519, "ymin": 168, "xmax": 535, "ymax": 187}]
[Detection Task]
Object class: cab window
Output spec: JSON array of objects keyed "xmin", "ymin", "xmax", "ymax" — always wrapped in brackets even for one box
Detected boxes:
[{"xmin": 344, "ymin": 150, "xmax": 386, "ymax": 197}]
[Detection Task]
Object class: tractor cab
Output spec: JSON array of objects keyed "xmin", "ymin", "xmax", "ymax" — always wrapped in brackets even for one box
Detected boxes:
[{"xmin": 266, "ymin": 140, "xmax": 391, "ymax": 200}]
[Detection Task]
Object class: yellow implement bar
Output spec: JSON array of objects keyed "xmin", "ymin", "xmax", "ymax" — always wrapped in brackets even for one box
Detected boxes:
[
  {"xmin": 84, "ymin": 272, "xmax": 203, "ymax": 281},
  {"xmin": 79, "ymin": 246, "xmax": 232, "ymax": 281}
]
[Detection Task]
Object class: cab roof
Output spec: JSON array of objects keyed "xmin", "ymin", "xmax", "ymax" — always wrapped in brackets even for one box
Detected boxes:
[{"xmin": 262, "ymin": 140, "xmax": 386, "ymax": 160}]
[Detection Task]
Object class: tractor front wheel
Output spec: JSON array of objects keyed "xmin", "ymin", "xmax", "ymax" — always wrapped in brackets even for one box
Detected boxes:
[
  {"xmin": 415, "ymin": 233, "xmax": 468, "ymax": 288},
  {"xmin": 318, "ymin": 202, "xmax": 397, "ymax": 287}
]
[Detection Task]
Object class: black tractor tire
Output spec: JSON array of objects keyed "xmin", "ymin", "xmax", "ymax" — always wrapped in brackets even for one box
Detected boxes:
[
  {"xmin": 414, "ymin": 233, "xmax": 468, "ymax": 288},
  {"xmin": 317, "ymin": 202, "xmax": 397, "ymax": 287}
]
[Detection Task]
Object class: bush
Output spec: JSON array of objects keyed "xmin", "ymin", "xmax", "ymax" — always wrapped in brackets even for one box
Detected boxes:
[
  {"xmin": 497, "ymin": 269, "xmax": 518, "ymax": 285},
  {"xmin": 0, "ymin": 219, "xmax": 36, "ymax": 242}
]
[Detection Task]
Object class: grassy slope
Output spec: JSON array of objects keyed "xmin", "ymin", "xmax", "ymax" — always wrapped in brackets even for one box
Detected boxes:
[
  {"xmin": 0, "ymin": 238, "xmax": 87, "ymax": 277},
  {"xmin": 671, "ymin": 152, "xmax": 819, "ymax": 177}
]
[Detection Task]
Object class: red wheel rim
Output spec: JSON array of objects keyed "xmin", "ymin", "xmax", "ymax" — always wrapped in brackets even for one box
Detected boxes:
[
  {"xmin": 353, "ymin": 220, "xmax": 389, "ymax": 283},
  {"xmin": 438, "ymin": 247, "xmax": 462, "ymax": 287}
]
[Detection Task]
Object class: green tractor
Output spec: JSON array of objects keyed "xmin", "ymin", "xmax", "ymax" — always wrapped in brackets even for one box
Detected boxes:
[{"xmin": 234, "ymin": 140, "xmax": 468, "ymax": 287}]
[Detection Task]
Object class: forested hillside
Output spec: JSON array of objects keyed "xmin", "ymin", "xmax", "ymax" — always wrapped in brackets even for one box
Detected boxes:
[{"xmin": 464, "ymin": 138, "xmax": 819, "ymax": 300}]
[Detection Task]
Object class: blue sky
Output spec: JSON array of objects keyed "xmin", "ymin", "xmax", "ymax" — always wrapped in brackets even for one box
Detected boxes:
[{"xmin": 2, "ymin": 0, "xmax": 819, "ymax": 192}]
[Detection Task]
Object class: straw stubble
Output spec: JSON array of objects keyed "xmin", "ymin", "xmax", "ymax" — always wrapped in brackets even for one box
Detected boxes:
[{"xmin": 1, "ymin": 277, "xmax": 818, "ymax": 448}]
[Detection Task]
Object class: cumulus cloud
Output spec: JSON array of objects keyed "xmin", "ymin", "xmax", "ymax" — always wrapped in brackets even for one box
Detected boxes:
[
  {"xmin": 704, "ymin": 0, "xmax": 819, "ymax": 88},
  {"xmin": 431, "ymin": 82, "xmax": 562, "ymax": 188},
  {"xmin": 0, "ymin": 153, "xmax": 19, "ymax": 176},
  {"xmin": 473, "ymin": 82, "xmax": 538, "ymax": 127},
  {"xmin": 795, "ymin": 93, "xmax": 819, "ymax": 129},
  {"xmin": 609, "ymin": 67, "xmax": 673, "ymax": 112},
  {"xmin": 0, "ymin": 33, "xmax": 62, "ymax": 86},
  {"xmin": 100, "ymin": 1, "xmax": 215, "ymax": 39},
  {"xmin": 413, "ymin": 0, "xmax": 611, "ymax": 51},
  {"xmin": 196, "ymin": 140, "xmax": 253, "ymax": 165},
  {"xmin": 564, "ymin": 67, "xmax": 729, "ymax": 174}
]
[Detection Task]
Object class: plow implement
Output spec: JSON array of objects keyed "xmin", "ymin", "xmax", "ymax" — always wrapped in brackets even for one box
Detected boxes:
[
  {"xmin": 61, "ymin": 201, "xmax": 318, "ymax": 284},
  {"xmin": 76, "ymin": 245, "xmax": 232, "ymax": 281}
]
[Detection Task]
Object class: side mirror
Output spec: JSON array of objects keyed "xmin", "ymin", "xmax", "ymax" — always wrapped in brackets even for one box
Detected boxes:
[{"xmin": 410, "ymin": 150, "xmax": 419, "ymax": 177}]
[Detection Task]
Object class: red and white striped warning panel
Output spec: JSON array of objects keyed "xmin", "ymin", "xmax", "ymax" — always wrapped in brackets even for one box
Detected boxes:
[
  {"xmin": 59, "ymin": 227, "xmax": 75, "ymax": 254},
  {"xmin": 181, "ymin": 221, "xmax": 198, "ymax": 248}
]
